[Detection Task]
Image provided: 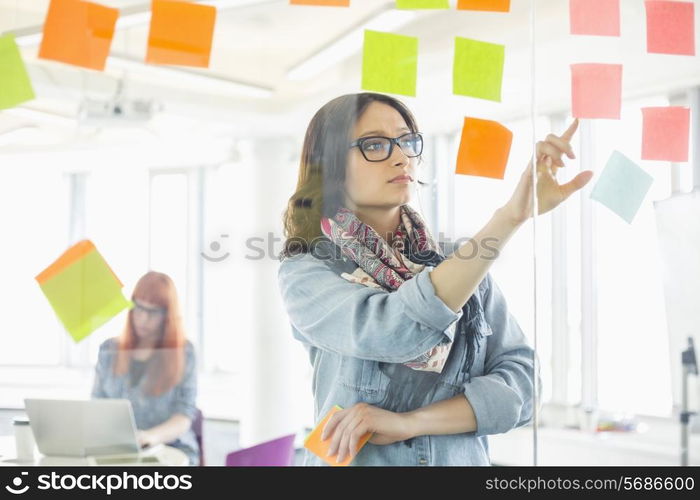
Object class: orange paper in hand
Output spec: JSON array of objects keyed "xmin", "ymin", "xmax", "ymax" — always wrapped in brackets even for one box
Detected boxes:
[
  {"xmin": 303, "ymin": 405, "xmax": 373, "ymax": 466},
  {"xmin": 455, "ymin": 117, "xmax": 513, "ymax": 179}
]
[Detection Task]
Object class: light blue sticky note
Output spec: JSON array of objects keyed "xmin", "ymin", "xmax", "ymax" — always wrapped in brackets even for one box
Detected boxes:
[{"xmin": 590, "ymin": 150, "xmax": 654, "ymax": 224}]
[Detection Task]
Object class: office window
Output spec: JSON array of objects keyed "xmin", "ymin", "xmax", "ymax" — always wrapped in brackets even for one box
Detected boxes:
[
  {"xmin": 83, "ymin": 165, "xmax": 150, "ymax": 367},
  {"xmin": 0, "ymin": 157, "xmax": 69, "ymax": 365},
  {"xmin": 201, "ymin": 140, "xmax": 257, "ymax": 373},
  {"xmin": 593, "ymin": 95, "xmax": 673, "ymax": 417},
  {"xmin": 149, "ymin": 172, "xmax": 190, "ymax": 305}
]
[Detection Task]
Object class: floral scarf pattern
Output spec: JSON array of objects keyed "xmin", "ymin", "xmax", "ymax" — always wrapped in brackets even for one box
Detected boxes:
[{"xmin": 320, "ymin": 204, "xmax": 455, "ymax": 373}]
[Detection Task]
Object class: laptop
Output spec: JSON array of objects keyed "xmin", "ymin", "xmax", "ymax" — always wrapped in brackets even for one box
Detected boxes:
[{"xmin": 24, "ymin": 398, "xmax": 162, "ymax": 463}]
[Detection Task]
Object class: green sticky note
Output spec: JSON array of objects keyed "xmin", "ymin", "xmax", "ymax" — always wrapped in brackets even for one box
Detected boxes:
[
  {"xmin": 0, "ymin": 34, "xmax": 35, "ymax": 110},
  {"xmin": 453, "ymin": 36, "xmax": 505, "ymax": 102},
  {"xmin": 39, "ymin": 250, "xmax": 132, "ymax": 342},
  {"xmin": 361, "ymin": 30, "xmax": 418, "ymax": 97},
  {"xmin": 590, "ymin": 150, "xmax": 654, "ymax": 224},
  {"xmin": 396, "ymin": 0, "xmax": 449, "ymax": 8}
]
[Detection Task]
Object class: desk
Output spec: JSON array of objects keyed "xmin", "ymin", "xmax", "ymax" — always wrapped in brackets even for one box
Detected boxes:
[{"xmin": 0, "ymin": 436, "xmax": 188, "ymax": 466}]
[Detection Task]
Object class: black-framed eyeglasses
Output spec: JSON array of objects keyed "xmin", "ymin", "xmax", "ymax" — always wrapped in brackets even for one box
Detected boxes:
[
  {"xmin": 132, "ymin": 301, "xmax": 166, "ymax": 318},
  {"xmin": 349, "ymin": 132, "xmax": 423, "ymax": 162}
]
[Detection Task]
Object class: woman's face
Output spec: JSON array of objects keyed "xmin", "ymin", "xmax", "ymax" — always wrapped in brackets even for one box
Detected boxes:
[
  {"xmin": 131, "ymin": 299, "xmax": 166, "ymax": 341},
  {"xmin": 344, "ymin": 101, "xmax": 418, "ymax": 211}
]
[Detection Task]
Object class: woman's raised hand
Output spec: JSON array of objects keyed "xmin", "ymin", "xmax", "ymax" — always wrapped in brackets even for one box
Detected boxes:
[{"xmin": 501, "ymin": 118, "xmax": 594, "ymax": 225}]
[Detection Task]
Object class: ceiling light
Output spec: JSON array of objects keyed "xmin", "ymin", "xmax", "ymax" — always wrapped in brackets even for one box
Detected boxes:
[
  {"xmin": 286, "ymin": 9, "xmax": 417, "ymax": 81},
  {"xmin": 107, "ymin": 55, "xmax": 274, "ymax": 98}
]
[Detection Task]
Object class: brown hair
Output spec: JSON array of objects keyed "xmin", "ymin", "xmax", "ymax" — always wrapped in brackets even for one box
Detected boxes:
[
  {"xmin": 280, "ymin": 92, "xmax": 426, "ymax": 259},
  {"xmin": 114, "ymin": 271, "xmax": 187, "ymax": 396}
]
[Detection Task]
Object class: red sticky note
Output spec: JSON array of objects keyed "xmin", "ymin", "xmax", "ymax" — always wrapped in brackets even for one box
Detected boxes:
[
  {"xmin": 570, "ymin": 63, "xmax": 622, "ymax": 119},
  {"xmin": 290, "ymin": 0, "xmax": 350, "ymax": 5},
  {"xmin": 645, "ymin": 1, "xmax": 695, "ymax": 56},
  {"xmin": 457, "ymin": 0, "xmax": 510, "ymax": 11},
  {"xmin": 455, "ymin": 117, "xmax": 513, "ymax": 179},
  {"xmin": 569, "ymin": 0, "xmax": 620, "ymax": 36},
  {"xmin": 641, "ymin": 107, "xmax": 690, "ymax": 162},
  {"xmin": 38, "ymin": 0, "xmax": 118, "ymax": 71},
  {"xmin": 147, "ymin": 0, "xmax": 217, "ymax": 67}
]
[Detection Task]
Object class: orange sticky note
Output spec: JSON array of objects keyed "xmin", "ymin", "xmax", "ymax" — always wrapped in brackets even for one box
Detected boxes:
[
  {"xmin": 569, "ymin": 0, "xmax": 620, "ymax": 36},
  {"xmin": 457, "ymin": 0, "xmax": 510, "ymax": 12},
  {"xmin": 303, "ymin": 405, "xmax": 373, "ymax": 466},
  {"xmin": 570, "ymin": 63, "xmax": 622, "ymax": 119},
  {"xmin": 147, "ymin": 0, "xmax": 217, "ymax": 67},
  {"xmin": 290, "ymin": 0, "xmax": 350, "ymax": 5},
  {"xmin": 38, "ymin": 0, "xmax": 118, "ymax": 71},
  {"xmin": 455, "ymin": 117, "xmax": 513, "ymax": 179},
  {"xmin": 641, "ymin": 107, "xmax": 690, "ymax": 162},
  {"xmin": 645, "ymin": 0, "xmax": 695, "ymax": 56}
]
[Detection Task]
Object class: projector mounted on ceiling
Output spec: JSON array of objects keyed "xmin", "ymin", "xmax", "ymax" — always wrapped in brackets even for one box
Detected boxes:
[{"xmin": 78, "ymin": 79, "xmax": 163, "ymax": 126}]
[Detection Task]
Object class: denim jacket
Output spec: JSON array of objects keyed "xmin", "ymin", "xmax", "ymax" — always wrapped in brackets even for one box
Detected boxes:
[{"xmin": 277, "ymin": 237, "xmax": 540, "ymax": 466}]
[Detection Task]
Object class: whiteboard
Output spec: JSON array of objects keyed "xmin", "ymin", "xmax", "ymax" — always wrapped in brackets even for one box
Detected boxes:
[{"xmin": 654, "ymin": 191, "xmax": 700, "ymax": 429}]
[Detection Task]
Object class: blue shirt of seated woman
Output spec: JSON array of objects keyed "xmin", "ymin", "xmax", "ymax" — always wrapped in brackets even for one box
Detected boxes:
[{"xmin": 91, "ymin": 271, "xmax": 199, "ymax": 465}]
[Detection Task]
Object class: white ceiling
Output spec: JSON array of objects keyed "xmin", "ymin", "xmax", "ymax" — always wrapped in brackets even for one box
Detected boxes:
[{"xmin": 0, "ymin": 0, "xmax": 698, "ymax": 140}]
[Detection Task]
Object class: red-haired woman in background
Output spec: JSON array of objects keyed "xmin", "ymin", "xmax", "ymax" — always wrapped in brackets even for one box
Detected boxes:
[{"xmin": 91, "ymin": 271, "xmax": 199, "ymax": 465}]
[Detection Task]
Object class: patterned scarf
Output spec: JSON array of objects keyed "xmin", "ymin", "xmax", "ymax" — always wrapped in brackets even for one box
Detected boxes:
[
  {"xmin": 321, "ymin": 204, "xmax": 455, "ymax": 372},
  {"xmin": 320, "ymin": 204, "xmax": 486, "ymax": 414}
]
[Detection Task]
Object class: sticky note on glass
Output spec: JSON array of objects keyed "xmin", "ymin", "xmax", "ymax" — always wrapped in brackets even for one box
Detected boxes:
[
  {"xmin": 453, "ymin": 37, "xmax": 504, "ymax": 102},
  {"xmin": 35, "ymin": 240, "xmax": 132, "ymax": 343},
  {"xmin": 570, "ymin": 63, "xmax": 622, "ymax": 119},
  {"xmin": 569, "ymin": 0, "xmax": 620, "ymax": 36},
  {"xmin": 289, "ymin": 0, "xmax": 349, "ymax": 5},
  {"xmin": 397, "ymin": 0, "xmax": 449, "ymax": 8},
  {"xmin": 641, "ymin": 107, "xmax": 690, "ymax": 162},
  {"xmin": 645, "ymin": 0, "xmax": 695, "ymax": 56},
  {"xmin": 38, "ymin": 0, "xmax": 118, "ymax": 71},
  {"xmin": 590, "ymin": 151, "xmax": 653, "ymax": 224},
  {"xmin": 455, "ymin": 117, "xmax": 513, "ymax": 179},
  {"xmin": 147, "ymin": 0, "xmax": 217, "ymax": 67},
  {"xmin": 304, "ymin": 405, "xmax": 373, "ymax": 466},
  {"xmin": 0, "ymin": 34, "xmax": 35, "ymax": 110},
  {"xmin": 457, "ymin": 0, "xmax": 510, "ymax": 12},
  {"xmin": 361, "ymin": 30, "xmax": 418, "ymax": 97}
]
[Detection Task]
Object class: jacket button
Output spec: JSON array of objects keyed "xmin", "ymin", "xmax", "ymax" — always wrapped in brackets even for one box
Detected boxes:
[{"xmin": 418, "ymin": 458, "xmax": 428, "ymax": 465}]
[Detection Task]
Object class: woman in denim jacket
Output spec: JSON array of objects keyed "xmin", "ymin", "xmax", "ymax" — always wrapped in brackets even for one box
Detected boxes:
[{"xmin": 278, "ymin": 92, "xmax": 592, "ymax": 466}]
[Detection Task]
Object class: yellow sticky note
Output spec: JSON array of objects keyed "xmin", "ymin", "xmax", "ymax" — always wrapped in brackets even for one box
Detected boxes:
[
  {"xmin": 0, "ymin": 34, "xmax": 36, "ymax": 109},
  {"xmin": 361, "ymin": 30, "xmax": 418, "ymax": 97},
  {"xmin": 36, "ymin": 240, "xmax": 131, "ymax": 342},
  {"xmin": 453, "ymin": 36, "xmax": 505, "ymax": 102},
  {"xmin": 396, "ymin": 0, "xmax": 449, "ymax": 8}
]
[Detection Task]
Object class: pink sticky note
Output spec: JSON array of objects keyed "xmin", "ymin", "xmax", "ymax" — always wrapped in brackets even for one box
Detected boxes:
[
  {"xmin": 570, "ymin": 63, "xmax": 622, "ymax": 119},
  {"xmin": 641, "ymin": 107, "xmax": 690, "ymax": 162},
  {"xmin": 570, "ymin": 0, "xmax": 620, "ymax": 36},
  {"xmin": 645, "ymin": 1, "xmax": 695, "ymax": 56}
]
